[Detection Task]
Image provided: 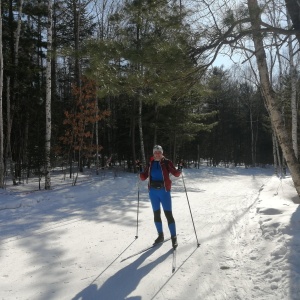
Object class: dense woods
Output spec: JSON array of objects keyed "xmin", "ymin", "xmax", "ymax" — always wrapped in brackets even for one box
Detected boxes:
[{"xmin": 1, "ymin": 0, "xmax": 300, "ymax": 201}]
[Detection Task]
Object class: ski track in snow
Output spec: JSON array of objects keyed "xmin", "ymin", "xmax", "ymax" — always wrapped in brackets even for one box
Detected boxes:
[{"xmin": 0, "ymin": 166, "xmax": 300, "ymax": 300}]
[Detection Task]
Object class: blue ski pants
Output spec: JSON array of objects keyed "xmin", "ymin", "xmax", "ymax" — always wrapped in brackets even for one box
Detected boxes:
[{"xmin": 149, "ymin": 188, "xmax": 176, "ymax": 237}]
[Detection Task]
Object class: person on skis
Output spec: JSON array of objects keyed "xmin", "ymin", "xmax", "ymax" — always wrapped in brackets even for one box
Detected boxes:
[{"xmin": 138, "ymin": 145, "xmax": 181, "ymax": 249}]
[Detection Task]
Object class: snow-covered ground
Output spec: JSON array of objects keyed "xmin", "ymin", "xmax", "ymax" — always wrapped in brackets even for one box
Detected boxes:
[{"xmin": 0, "ymin": 166, "xmax": 300, "ymax": 300}]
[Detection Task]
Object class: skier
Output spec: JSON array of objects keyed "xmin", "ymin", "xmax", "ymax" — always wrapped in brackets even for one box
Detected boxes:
[{"xmin": 138, "ymin": 145, "xmax": 181, "ymax": 249}]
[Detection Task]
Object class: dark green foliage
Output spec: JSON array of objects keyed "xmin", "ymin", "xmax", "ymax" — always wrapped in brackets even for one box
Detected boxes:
[
  {"xmin": 1, "ymin": 0, "xmax": 276, "ymax": 181},
  {"xmin": 182, "ymin": 68, "xmax": 273, "ymax": 166}
]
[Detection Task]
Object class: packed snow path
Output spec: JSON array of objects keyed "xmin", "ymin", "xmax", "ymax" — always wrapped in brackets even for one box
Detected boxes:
[{"xmin": 1, "ymin": 167, "xmax": 300, "ymax": 299}]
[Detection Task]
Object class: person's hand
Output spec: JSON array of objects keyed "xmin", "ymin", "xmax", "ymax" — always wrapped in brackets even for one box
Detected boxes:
[{"xmin": 136, "ymin": 160, "xmax": 143, "ymax": 172}]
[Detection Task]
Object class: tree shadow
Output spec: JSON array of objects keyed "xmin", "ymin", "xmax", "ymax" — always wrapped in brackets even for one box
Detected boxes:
[
  {"xmin": 289, "ymin": 204, "xmax": 300, "ymax": 299},
  {"xmin": 72, "ymin": 246, "xmax": 172, "ymax": 300}
]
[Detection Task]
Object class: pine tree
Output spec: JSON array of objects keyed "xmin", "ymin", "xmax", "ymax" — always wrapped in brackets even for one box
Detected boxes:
[{"xmin": 85, "ymin": 0, "xmax": 204, "ymax": 163}]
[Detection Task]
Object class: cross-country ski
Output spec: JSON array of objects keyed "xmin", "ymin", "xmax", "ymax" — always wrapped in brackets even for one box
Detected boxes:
[
  {"xmin": 121, "ymin": 237, "xmax": 172, "ymax": 262},
  {"xmin": 172, "ymin": 249, "xmax": 177, "ymax": 273}
]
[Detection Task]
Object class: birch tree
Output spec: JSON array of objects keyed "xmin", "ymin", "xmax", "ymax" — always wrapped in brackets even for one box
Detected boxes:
[
  {"xmin": 189, "ymin": 0, "xmax": 300, "ymax": 202},
  {"xmin": 45, "ymin": 0, "xmax": 53, "ymax": 190},
  {"xmin": 287, "ymin": 15, "xmax": 298, "ymax": 159},
  {"xmin": 264, "ymin": 1, "xmax": 287, "ymax": 176},
  {"xmin": 247, "ymin": 0, "xmax": 300, "ymax": 202},
  {"xmin": 273, "ymin": 31, "xmax": 285, "ymax": 177}
]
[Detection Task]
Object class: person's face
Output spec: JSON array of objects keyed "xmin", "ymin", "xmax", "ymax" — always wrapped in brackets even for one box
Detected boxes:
[{"xmin": 153, "ymin": 151, "xmax": 163, "ymax": 160}]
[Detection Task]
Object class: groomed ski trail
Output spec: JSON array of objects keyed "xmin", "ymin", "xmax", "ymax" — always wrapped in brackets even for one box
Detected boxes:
[{"xmin": 1, "ymin": 167, "xmax": 277, "ymax": 300}]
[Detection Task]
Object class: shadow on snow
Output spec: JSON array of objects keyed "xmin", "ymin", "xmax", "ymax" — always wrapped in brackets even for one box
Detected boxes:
[{"xmin": 72, "ymin": 245, "xmax": 172, "ymax": 300}]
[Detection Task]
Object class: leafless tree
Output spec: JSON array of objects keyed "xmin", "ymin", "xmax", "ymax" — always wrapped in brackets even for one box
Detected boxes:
[
  {"xmin": 188, "ymin": 0, "xmax": 300, "ymax": 202},
  {"xmin": 247, "ymin": 0, "xmax": 300, "ymax": 202}
]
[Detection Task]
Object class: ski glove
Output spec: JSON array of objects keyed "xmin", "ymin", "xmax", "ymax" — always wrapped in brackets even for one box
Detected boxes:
[{"xmin": 135, "ymin": 160, "xmax": 143, "ymax": 173}]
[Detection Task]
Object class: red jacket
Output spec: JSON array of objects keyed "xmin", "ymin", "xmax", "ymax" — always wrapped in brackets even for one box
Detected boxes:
[{"xmin": 140, "ymin": 157, "xmax": 181, "ymax": 191}]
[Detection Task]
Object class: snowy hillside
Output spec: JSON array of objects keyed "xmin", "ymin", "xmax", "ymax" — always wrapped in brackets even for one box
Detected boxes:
[{"xmin": 1, "ymin": 166, "xmax": 300, "ymax": 300}]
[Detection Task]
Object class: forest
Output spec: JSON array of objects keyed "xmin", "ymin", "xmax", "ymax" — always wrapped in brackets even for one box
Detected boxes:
[{"xmin": 0, "ymin": 0, "xmax": 300, "ymax": 201}]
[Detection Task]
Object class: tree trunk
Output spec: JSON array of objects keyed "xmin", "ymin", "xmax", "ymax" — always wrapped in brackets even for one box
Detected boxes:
[
  {"xmin": 5, "ymin": 77, "xmax": 17, "ymax": 185},
  {"xmin": 73, "ymin": 0, "xmax": 81, "ymax": 87},
  {"xmin": 14, "ymin": 0, "xmax": 23, "ymax": 66},
  {"xmin": 131, "ymin": 99, "xmax": 136, "ymax": 172},
  {"xmin": 0, "ymin": 0, "xmax": 4, "ymax": 188},
  {"xmin": 273, "ymin": 29, "xmax": 286, "ymax": 177},
  {"xmin": 249, "ymin": 106, "xmax": 255, "ymax": 166},
  {"xmin": 287, "ymin": 15, "xmax": 298, "ymax": 159},
  {"xmin": 138, "ymin": 96, "xmax": 146, "ymax": 166},
  {"xmin": 272, "ymin": 132, "xmax": 278, "ymax": 176},
  {"xmin": 285, "ymin": 0, "xmax": 300, "ymax": 45},
  {"xmin": 6, "ymin": 0, "xmax": 23, "ymax": 185},
  {"xmin": 248, "ymin": 0, "xmax": 300, "ymax": 203},
  {"xmin": 45, "ymin": 0, "xmax": 53, "ymax": 190},
  {"xmin": 153, "ymin": 104, "xmax": 158, "ymax": 145},
  {"xmin": 173, "ymin": 132, "xmax": 177, "ymax": 163},
  {"xmin": 95, "ymin": 96, "xmax": 99, "ymax": 175}
]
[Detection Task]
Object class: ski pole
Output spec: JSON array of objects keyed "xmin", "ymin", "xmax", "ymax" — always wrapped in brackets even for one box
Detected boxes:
[
  {"xmin": 135, "ymin": 163, "xmax": 144, "ymax": 239},
  {"xmin": 135, "ymin": 177, "xmax": 140, "ymax": 239},
  {"xmin": 181, "ymin": 171, "xmax": 200, "ymax": 247}
]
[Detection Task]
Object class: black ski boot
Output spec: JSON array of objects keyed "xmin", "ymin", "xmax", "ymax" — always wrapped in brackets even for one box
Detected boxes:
[
  {"xmin": 171, "ymin": 235, "xmax": 178, "ymax": 249},
  {"xmin": 154, "ymin": 232, "xmax": 164, "ymax": 245}
]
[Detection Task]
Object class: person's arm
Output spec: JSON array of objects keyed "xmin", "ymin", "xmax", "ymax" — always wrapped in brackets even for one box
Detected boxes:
[
  {"xmin": 168, "ymin": 160, "xmax": 181, "ymax": 177},
  {"xmin": 139, "ymin": 162, "xmax": 150, "ymax": 181}
]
